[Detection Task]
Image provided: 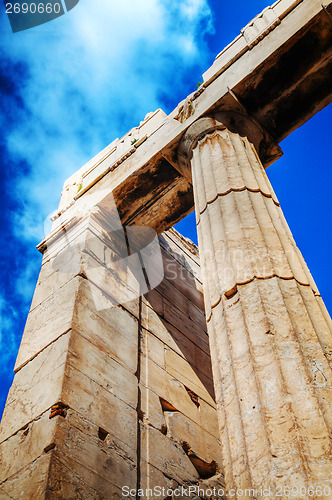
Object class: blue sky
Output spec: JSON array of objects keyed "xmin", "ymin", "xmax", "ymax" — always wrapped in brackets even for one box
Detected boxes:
[{"xmin": 0, "ymin": 0, "xmax": 331, "ymax": 418}]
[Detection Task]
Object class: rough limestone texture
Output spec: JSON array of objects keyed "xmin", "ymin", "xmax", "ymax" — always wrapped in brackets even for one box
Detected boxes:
[
  {"xmin": 1, "ymin": 1, "xmax": 332, "ymax": 498},
  {"xmin": 0, "ymin": 225, "xmax": 225, "ymax": 499},
  {"xmin": 179, "ymin": 115, "xmax": 332, "ymax": 496}
]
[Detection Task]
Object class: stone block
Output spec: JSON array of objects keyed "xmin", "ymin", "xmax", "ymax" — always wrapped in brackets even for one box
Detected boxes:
[
  {"xmin": 67, "ymin": 330, "xmax": 138, "ymax": 409},
  {"xmin": 198, "ymin": 476, "xmax": 226, "ymax": 498},
  {"xmin": 52, "ymin": 409, "xmax": 137, "ymax": 491},
  {"xmin": 163, "ymin": 297, "xmax": 209, "ymax": 347},
  {"xmin": 15, "ymin": 277, "xmax": 80, "ymax": 371},
  {"xmin": 142, "ymin": 307, "xmax": 214, "ymax": 394},
  {"xmin": 1, "ymin": 404, "xmax": 138, "ymax": 497},
  {"xmin": 140, "ymin": 387, "xmax": 166, "ymax": 432},
  {"xmin": 143, "ymin": 304, "xmax": 211, "ymax": 372},
  {"xmin": 140, "ymin": 424, "xmax": 199, "ymax": 484},
  {"xmin": 164, "ymin": 411, "xmax": 223, "ymax": 466},
  {"xmin": 162, "ymin": 309, "xmax": 209, "ymax": 357},
  {"xmin": 143, "ymin": 288, "xmax": 164, "ymax": 316},
  {"xmin": 38, "ymin": 210, "xmax": 149, "ymax": 312},
  {"xmin": 5, "ymin": 331, "xmax": 70, "ymax": 409},
  {"xmin": 0, "ymin": 411, "xmax": 135, "ymax": 499},
  {"xmin": 161, "ymin": 253, "xmax": 204, "ymax": 310},
  {"xmin": 0, "ymin": 329, "xmax": 139, "ymax": 457},
  {"xmin": 160, "ymin": 232, "xmax": 202, "ymax": 284},
  {"xmin": 188, "ymin": 299, "xmax": 207, "ymax": 332},
  {"xmin": 0, "ymin": 361, "xmax": 66, "ymax": 443},
  {"xmin": 80, "ymin": 249, "xmax": 146, "ymax": 311},
  {"xmin": 47, "ymin": 452, "xmax": 129, "ymax": 499},
  {"xmin": 0, "ymin": 453, "xmax": 50, "ymax": 500},
  {"xmin": 141, "ymin": 329, "xmax": 165, "ymax": 369},
  {"xmin": 0, "ymin": 410, "xmax": 57, "ymax": 484},
  {"xmin": 199, "ymin": 402, "xmax": 220, "ymax": 440},
  {"xmin": 61, "ymin": 364, "xmax": 137, "ymax": 460},
  {"xmin": 17, "ymin": 256, "xmax": 141, "ymax": 373},
  {"xmin": 155, "ymin": 278, "xmax": 190, "ymax": 317},
  {"xmin": 73, "ymin": 279, "xmax": 139, "ymax": 374},
  {"xmin": 30, "ymin": 251, "xmax": 81, "ymax": 313},
  {"xmin": 139, "ymin": 461, "xmax": 174, "ymax": 497},
  {"xmin": 140, "ymin": 356, "xmax": 197, "ymax": 420},
  {"xmin": 165, "ymin": 349, "xmax": 215, "ymax": 406},
  {"xmin": 140, "ymin": 356, "xmax": 219, "ymax": 438},
  {"xmin": 194, "ymin": 348, "xmax": 214, "ymax": 381}
]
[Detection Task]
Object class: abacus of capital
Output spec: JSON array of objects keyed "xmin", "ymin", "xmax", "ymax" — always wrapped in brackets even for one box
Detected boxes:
[{"xmin": 1, "ymin": 0, "xmax": 332, "ymax": 498}]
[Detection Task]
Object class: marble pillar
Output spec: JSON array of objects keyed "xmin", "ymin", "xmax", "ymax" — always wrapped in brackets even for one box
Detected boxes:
[{"xmin": 178, "ymin": 113, "xmax": 332, "ymax": 497}]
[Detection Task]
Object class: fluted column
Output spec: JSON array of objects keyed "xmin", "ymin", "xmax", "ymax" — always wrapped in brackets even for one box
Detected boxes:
[{"xmin": 178, "ymin": 114, "xmax": 332, "ymax": 497}]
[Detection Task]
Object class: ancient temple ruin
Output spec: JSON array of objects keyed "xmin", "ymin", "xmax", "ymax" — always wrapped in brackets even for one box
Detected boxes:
[{"xmin": 1, "ymin": 0, "xmax": 332, "ymax": 497}]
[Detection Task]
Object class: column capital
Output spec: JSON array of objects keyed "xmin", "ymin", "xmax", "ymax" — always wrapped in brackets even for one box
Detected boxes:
[{"xmin": 178, "ymin": 111, "xmax": 282, "ymax": 181}]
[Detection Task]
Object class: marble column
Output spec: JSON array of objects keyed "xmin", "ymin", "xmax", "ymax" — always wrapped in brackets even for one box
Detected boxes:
[{"xmin": 178, "ymin": 113, "xmax": 332, "ymax": 497}]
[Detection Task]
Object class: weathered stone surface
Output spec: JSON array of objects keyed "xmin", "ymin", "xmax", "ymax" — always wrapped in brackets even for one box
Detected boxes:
[
  {"xmin": 1, "ymin": 329, "xmax": 138, "ymax": 453},
  {"xmin": 61, "ymin": 364, "xmax": 138, "ymax": 460},
  {"xmin": 139, "ymin": 461, "xmax": 174, "ymax": 498},
  {"xmin": 182, "ymin": 117, "xmax": 332, "ymax": 494},
  {"xmin": 3, "ymin": 2, "xmax": 331, "ymax": 493},
  {"xmin": 0, "ymin": 453, "xmax": 50, "ymax": 500},
  {"xmin": 52, "ymin": 410, "xmax": 137, "ymax": 490},
  {"xmin": 4, "ymin": 331, "xmax": 70, "ymax": 410},
  {"xmin": 140, "ymin": 355, "xmax": 219, "ymax": 439},
  {"xmin": 140, "ymin": 387, "xmax": 167, "ymax": 432},
  {"xmin": 163, "ymin": 296, "xmax": 208, "ymax": 342},
  {"xmin": 140, "ymin": 424, "xmax": 200, "ymax": 484},
  {"xmin": 73, "ymin": 280, "xmax": 139, "ymax": 373},
  {"xmin": 159, "ymin": 248, "xmax": 204, "ymax": 307},
  {"xmin": 15, "ymin": 277, "xmax": 79, "ymax": 371},
  {"xmin": 164, "ymin": 410, "xmax": 223, "ymax": 466},
  {"xmin": 0, "ymin": 360, "xmax": 66, "ymax": 443},
  {"xmin": 17, "ymin": 224, "xmax": 142, "ymax": 369},
  {"xmin": 19, "ymin": 273, "xmax": 139, "ymax": 374},
  {"xmin": 0, "ymin": 410, "xmax": 57, "ymax": 484},
  {"xmin": 46, "ymin": 453, "xmax": 128, "ymax": 500},
  {"xmin": 29, "ymin": 249, "xmax": 81, "ymax": 313},
  {"xmin": 141, "ymin": 328, "xmax": 165, "ymax": 369},
  {"xmin": 0, "ymin": 408, "xmax": 137, "ymax": 500},
  {"xmin": 160, "ymin": 229, "xmax": 201, "ymax": 276},
  {"xmin": 141, "ymin": 322, "xmax": 214, "ymax": 391},
  {"xmin": 164, "ymin": 349, "xmax": 215, "ymax": 405},
  {"xmin": 143, "ymin": 296, "xmax": 210, "ymax": 357},
  {"xmin": 67, "ymin": 329, "xmax": 138, "ymax": 409}
]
